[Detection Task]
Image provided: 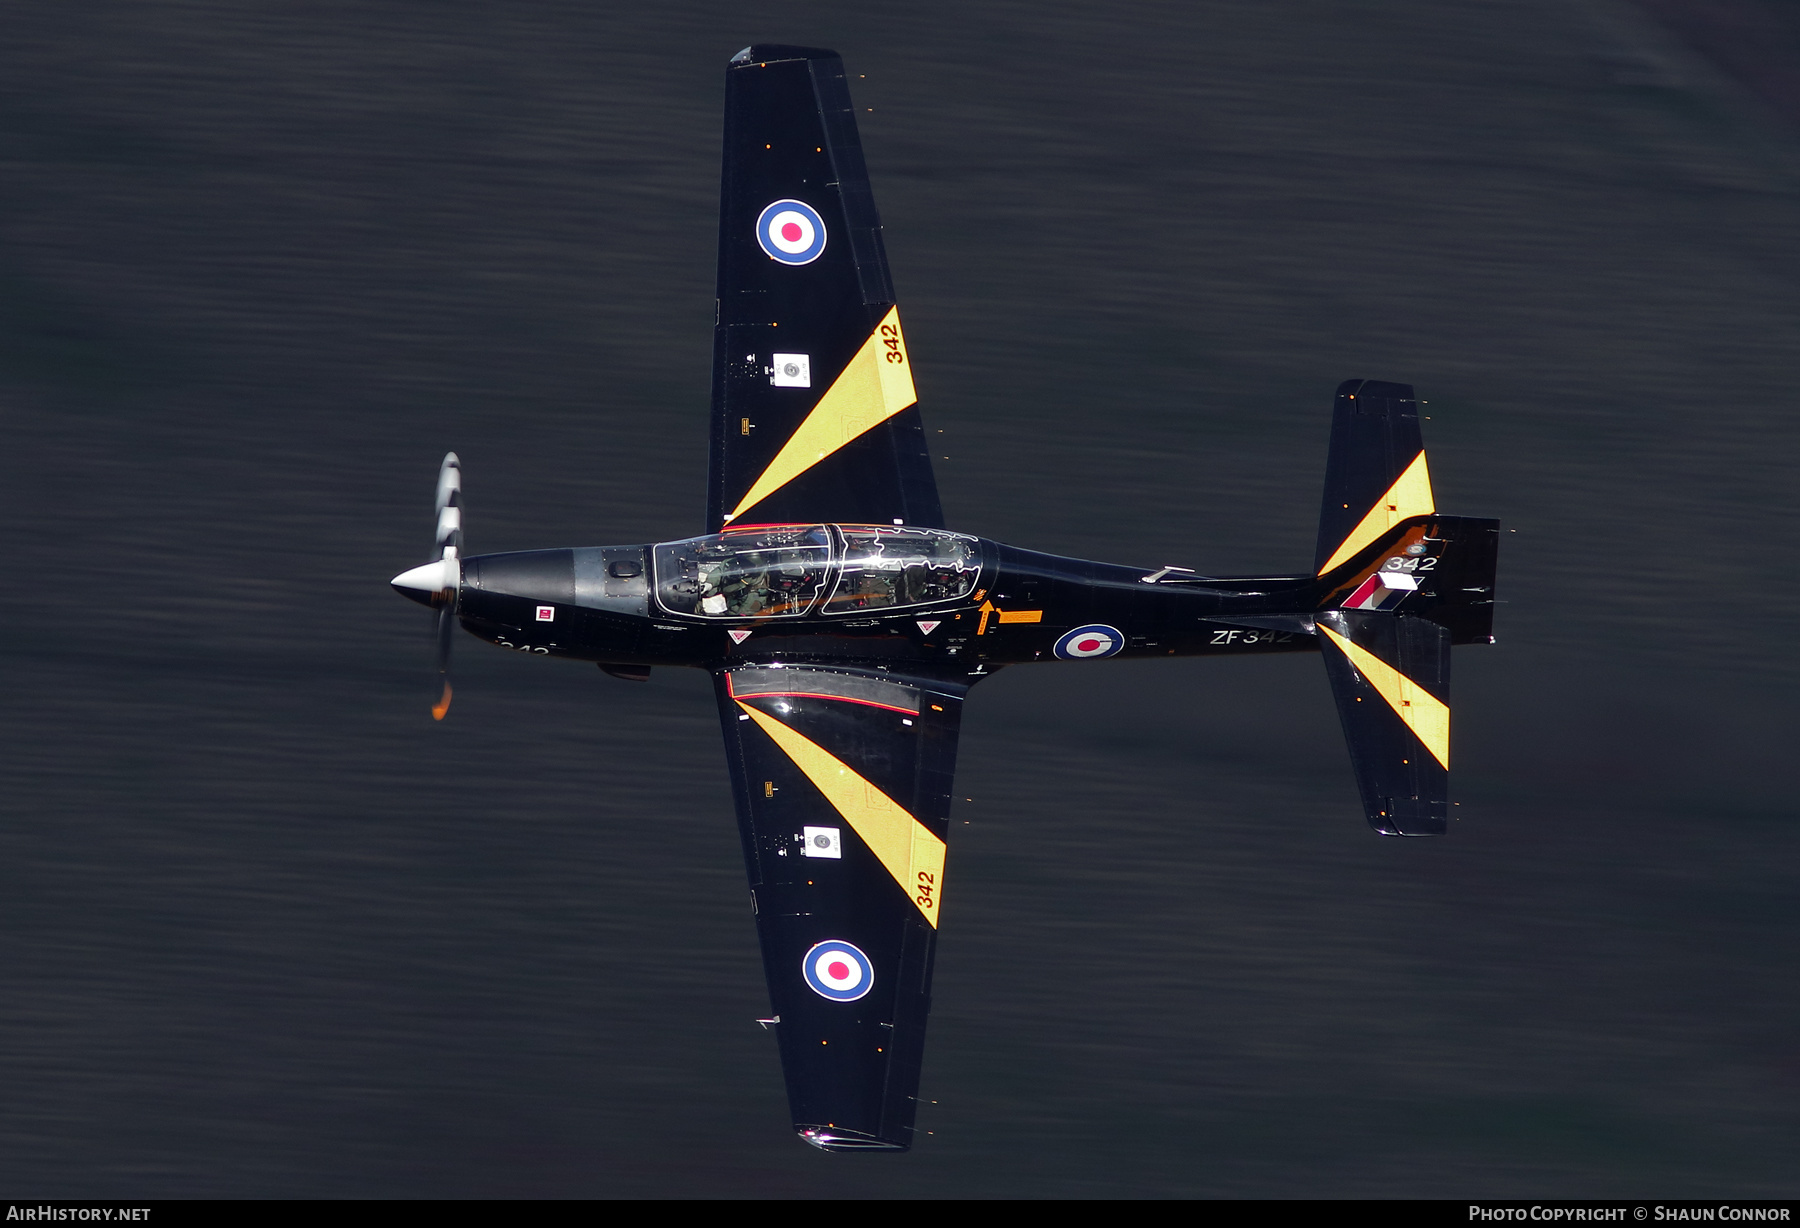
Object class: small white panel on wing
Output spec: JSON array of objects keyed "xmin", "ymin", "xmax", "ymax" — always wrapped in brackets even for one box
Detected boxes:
[
  {"xmin": 802, "ymin": 826, "xmax": 842, "ymax": 859},
  {"xmin": 770, "ymin": 353, "xmax": 811, "ymax": 387}
]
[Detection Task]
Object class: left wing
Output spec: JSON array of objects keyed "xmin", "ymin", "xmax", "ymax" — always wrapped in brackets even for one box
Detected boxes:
[
  {"xmin": 708, "ymin": 45, "xmax": 943, "ymax": 533},
  {"xmin": 713, "ymin": 663, "xmax": 966, "ymax": 1150}
]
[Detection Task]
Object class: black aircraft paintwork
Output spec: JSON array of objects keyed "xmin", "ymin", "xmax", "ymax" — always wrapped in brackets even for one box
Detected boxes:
[{"xmin": 390, "ymin": 46, "xmax": 1498, "ymax": 1153}]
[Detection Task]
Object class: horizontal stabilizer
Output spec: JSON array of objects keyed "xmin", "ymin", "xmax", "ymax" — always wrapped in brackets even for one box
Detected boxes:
[
  {"xmin": 1315, "ymin": 380, "xmax": 1432, "ymax": 575},
  {"xmin": 1316, "ymin": 610, "xmax": 1451, "ymax": 836}
]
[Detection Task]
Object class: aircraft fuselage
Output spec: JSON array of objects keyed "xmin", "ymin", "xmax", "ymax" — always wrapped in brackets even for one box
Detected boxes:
[{"xmin": 440, "ymin": 526, "xmax": 1325, "ymax": 679}]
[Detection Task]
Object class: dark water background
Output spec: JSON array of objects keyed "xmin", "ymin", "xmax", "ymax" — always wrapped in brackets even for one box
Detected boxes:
[{"xmin": 3, "ymin": 0, "xmax": 1797, "ymax": 1198}]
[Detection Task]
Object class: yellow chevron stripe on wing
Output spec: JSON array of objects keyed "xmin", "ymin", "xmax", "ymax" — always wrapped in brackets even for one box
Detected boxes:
[
  {"xmin": 737, "ymin": 700, "xmax": 945, "ymax": 927},
  {"xmin": 1318, "ymin": 450, "xmax": 1435, "ymax": 574},
  {"xmin": 1317, "ymin": 624, "xmax": 1451, "ymax": 769},
  {"xmin": 724, "ymin": 306, "xmax": 918, "ymax": 524}
]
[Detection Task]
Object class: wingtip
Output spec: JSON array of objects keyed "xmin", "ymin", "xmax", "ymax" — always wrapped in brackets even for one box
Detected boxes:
[
  {"xmin": 795, "ymin": 1125, "xmax": 909, "ymax": 1153},
  {"xmin": 730, "ymin": 44, "xmax": 840, "ymax": 66}
]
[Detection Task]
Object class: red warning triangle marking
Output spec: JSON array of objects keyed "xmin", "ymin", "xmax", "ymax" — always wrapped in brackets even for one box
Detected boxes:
[
  {"xmin": 728, "ymin": 629, "xmax": 752, "ymax": 644},
  {"xmin": 916, "ymin": 620, "xmax": 941, "ymax": 635}
]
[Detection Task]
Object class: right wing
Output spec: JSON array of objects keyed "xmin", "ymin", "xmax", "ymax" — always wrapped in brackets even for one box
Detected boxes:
[
  {"xmin": 713, "ymin": 663, "xmax": 966, "ymax": 1150},
  {"xmin": 708, "ymin": 45, "xmax": 943, "ymax": 533}
]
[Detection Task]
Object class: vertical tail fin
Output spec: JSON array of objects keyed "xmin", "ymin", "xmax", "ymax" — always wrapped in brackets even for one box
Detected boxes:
[{"xmin": 1315, "ymin": 513, "xmax": 1500, "ymax": 644}]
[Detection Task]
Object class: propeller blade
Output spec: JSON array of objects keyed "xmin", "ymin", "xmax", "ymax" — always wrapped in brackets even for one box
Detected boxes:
[
  {"xmin": 431, "ymin": 453, "xmax": 463, "ymax": 719},
  {"xmin": 433, "ymin": 605, "xmax": 455, "ymax": 720},
  {"xmin": 431, "ymin": 679, "xmax": 454, "ymax": 721},
  {"xmin": 435, "ymin": 452, "xmax": 463, "ymax": 559},
  {"xmin": 384, "ymin": 452, "xmax": 467, "ymax": 720}
]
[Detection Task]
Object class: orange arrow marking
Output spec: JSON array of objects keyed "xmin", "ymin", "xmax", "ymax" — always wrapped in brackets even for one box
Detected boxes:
[{"xmin": 977, "ymin": 600, "xmax": 1043, "ymax": 634}]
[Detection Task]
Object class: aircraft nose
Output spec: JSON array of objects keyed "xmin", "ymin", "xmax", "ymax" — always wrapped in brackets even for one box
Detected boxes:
[{"xmin": 390, "ymin": 558, "xmax": 460, "ymax": 607}]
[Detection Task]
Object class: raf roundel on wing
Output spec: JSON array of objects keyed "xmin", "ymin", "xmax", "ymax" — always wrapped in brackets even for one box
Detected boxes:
[
  {"xmin": 756, "ymin": 199, "xmax": 828, "ymax": 265},
  {"xmin": 1054, "ymin": 624, "xmax": 1125, "ymax": 660},
  {"xmin": 802, "ymin": 939, "xmax": 874, "ymax": 1002}
]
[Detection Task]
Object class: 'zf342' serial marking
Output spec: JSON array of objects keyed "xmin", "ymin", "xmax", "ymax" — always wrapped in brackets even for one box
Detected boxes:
[{"xmin": 1210, "ymin": 629, "xmax": 1295, "ymax": 646}]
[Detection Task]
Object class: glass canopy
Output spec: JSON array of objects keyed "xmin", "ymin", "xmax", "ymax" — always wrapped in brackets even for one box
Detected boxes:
[
  {"xmin": 824, "ymin": 526, "xmax": 980, "ymax": 613},
  {"xmin": 653, "ymin": 525, "xmax": 979, "ymax": 619}
]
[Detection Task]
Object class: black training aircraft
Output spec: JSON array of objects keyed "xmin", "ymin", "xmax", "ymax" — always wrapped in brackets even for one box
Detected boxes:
[{"xmin": 391, "ymin": 45, "xmax": 1499, "ymax": 1153}]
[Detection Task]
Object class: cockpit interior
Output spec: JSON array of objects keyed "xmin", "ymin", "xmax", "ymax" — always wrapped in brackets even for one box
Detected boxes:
[{"xmin": 653, "ymin": 525, "xmax": 980, "ymax": 619}]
